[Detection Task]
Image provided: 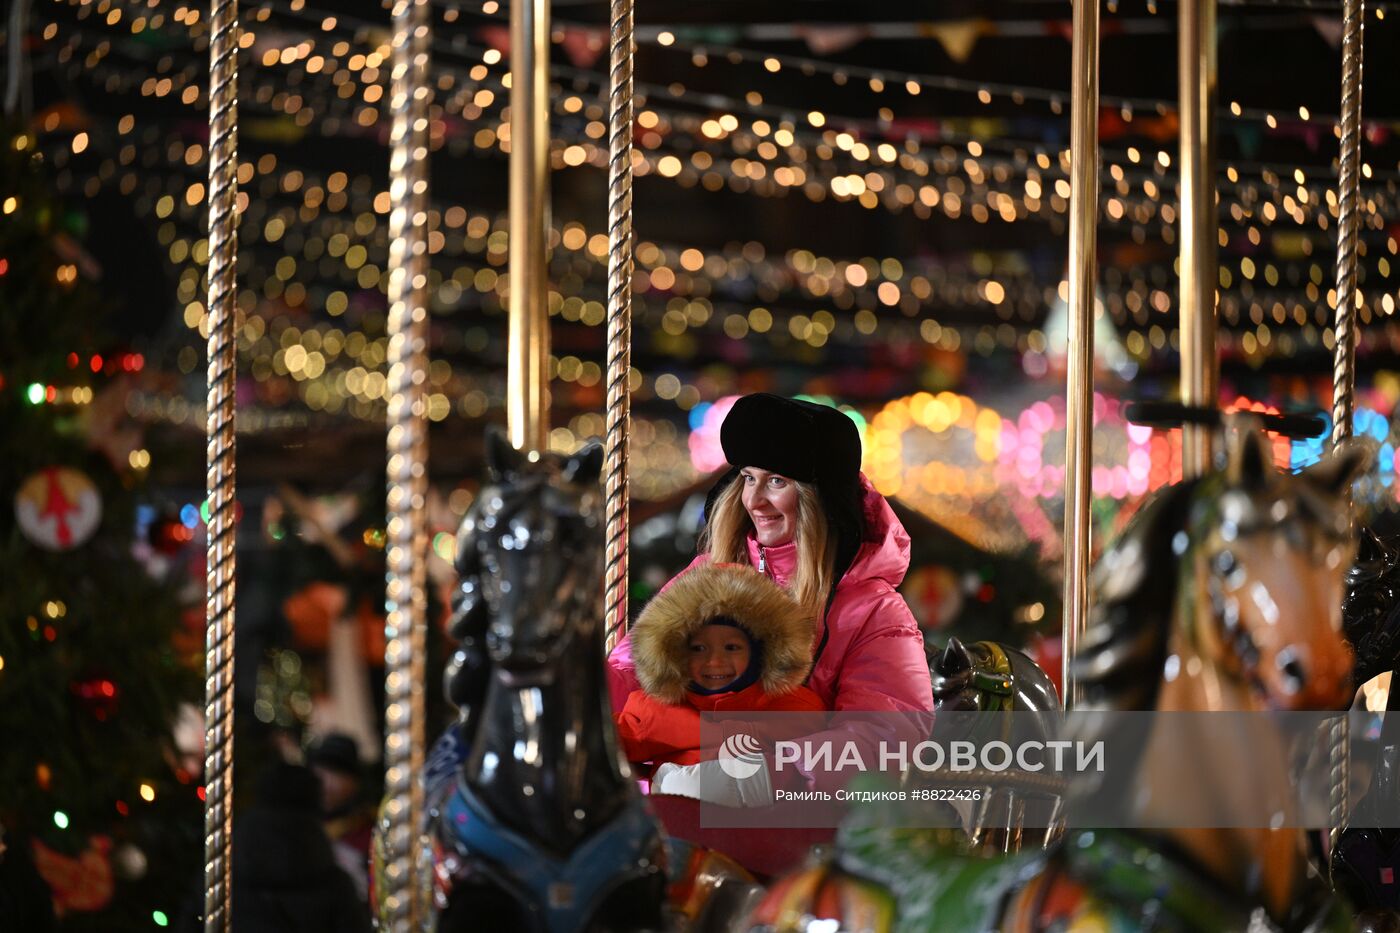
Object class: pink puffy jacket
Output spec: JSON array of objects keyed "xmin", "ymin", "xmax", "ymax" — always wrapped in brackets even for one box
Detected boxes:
[{"xmin": 607, "ymin": 476, "xmax": 933, "ymax": 791}]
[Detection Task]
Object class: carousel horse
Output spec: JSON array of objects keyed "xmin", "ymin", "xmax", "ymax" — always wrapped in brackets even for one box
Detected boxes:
[
  {"xmin": 1343, "ymin": 528, "xmax": 1400, "ymax": 690},
  {"xmin": 747, "ymin": 424, "xmax": 1376, "ymax": 932},
  {"xmin": 424, "ymin": 431, "xmax": 667, "ymax": 932},
  {"xmin": 927, "ymin": 637, "xmax": 1064, "ymax": 852},
  {"xmin": 1333, "ymin": 528, "xmax": 1400, "ymax": 920},
  {"xmin": 929, "ymin": 636, "xmax": 1060, "ymax": 715}
]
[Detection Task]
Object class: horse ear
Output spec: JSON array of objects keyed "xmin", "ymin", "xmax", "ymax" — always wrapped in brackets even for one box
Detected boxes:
[
  {"xmin": 485, "ymin": 426, "xmax": 528, "ymax": 481},
  {"xmin": 563, "ymin": 443, "xmax": 604, "ymax": 486},
  {"xmin": 1225, "ymin": 423, "xmax": 1273, "ymax": 489},
  {"xmin": 1358, "ymin": 526, "xmax": 1385, "ymax": 563},
  {"xmin": 1302, "ymin": 436, "xmax": 1374, "ymax": 500},
  {"xmin": 939, "ymin": 637, "xmax": 973, "ymax": 676}
]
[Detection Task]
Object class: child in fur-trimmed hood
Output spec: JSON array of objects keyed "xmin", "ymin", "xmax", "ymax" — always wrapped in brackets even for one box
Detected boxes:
[{"xmin": 614, "ymin": 563, "xmax": 826, "ymax": 773}]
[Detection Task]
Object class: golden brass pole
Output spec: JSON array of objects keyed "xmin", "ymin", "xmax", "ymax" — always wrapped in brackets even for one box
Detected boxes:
[
  {"xmin": 203, "ymin": 0, "xmax": 238, "ymax": 922},
  {"xmin": 507, "ymin": 0, "xmax": 551, "ymax": 453},
  {"xmin": 382, "ymin": 0, "xmax": 431, "ymax": 924},
  {"xmin": 603, "ymin": 0, "xmax": 635, "ymax": 653},
  {"xmin": 1179, "ymin": 0, "xmax": 1219, "ymax": 478},
  {"xmin": 1060, "ymin": 0, "xmax": 1099, "ymax": 711},
  {"xmin": 1329, "ymin": 0, "xmax": 1366, "ymax": 862}
]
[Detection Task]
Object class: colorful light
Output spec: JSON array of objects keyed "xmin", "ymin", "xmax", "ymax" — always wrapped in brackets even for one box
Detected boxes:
[
  {"xmin": 687, "ymin": 395, "xmax": 740, "ymax": 473},
  {"xmin": 153, "ymin": 911, "xmax": 169, "ymax": 927},
  {"xmin": 25, "ymin": 383, "xmax": 45, "ymax": 405},
  {"xmin": 432, "ymin": 532, "xmax": 455, "ymax": 561},
  {"xmin": 53, "ymin": 811, "xmax": 69, "ymax": 829},
  {"xmin": 139, "ymin": 783, "xmax": 156, "ymax": 802}
]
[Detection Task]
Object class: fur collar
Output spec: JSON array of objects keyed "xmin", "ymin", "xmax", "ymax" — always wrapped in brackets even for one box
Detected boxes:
[{"xmin": 631, "ymin": 563, "xmax": 814, "ymax": 703}]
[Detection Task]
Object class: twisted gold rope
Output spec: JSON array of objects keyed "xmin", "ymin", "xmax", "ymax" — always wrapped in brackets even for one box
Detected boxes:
[
  {"xmin": 383, "ymin": 0, "xmax": 431, "ymax": 924},
  {"xmin": 1329, "ymin": 0, "xmax": 1366, "ymax": 862},
  {"xmin": 604, "ymin": 0, "xmax": 635, "ymax": 653},
  {"xmin": 203, "ymin": 0, "xmax": 238, "ymax": 924}
]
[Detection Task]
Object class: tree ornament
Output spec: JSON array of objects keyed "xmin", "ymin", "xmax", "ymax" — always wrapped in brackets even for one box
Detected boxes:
[
  {"xmin": 31, "ymin": 834, "xmax": 114, "ymax": 915},
  {"xmin": 71, "ymin": 675, "xmax": 120, "ymax": 720},
  {"xmin": 15, "ymin": 467, "xmax": 102, "ymax": 551}
]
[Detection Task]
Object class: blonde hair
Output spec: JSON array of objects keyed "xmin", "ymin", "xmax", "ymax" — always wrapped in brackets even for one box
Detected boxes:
[{"xmin": 698, "ymin": 475, "xmax": 837, "ymax": 620}]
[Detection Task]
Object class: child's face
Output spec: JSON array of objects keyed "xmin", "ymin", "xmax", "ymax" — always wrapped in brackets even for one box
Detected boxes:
[{"xmin": 688, "ymin": 625, "xmax": 752, "ymax": 690}]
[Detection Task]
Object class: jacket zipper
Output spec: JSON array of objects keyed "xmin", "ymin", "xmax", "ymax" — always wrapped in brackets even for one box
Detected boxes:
[{"xmin": 757, "ymin": 545, "xmax": 767, "ymax": 575}]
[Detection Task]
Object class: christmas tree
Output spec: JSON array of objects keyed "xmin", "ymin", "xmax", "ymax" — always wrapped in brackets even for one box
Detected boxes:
[{"xmin": 0, "ymin": 126, "xmax": 202, "ymax": 929}]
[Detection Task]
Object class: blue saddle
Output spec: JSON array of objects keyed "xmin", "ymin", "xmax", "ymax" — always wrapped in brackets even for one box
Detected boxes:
[{"xmin": 427, "ymin": 729, "xmax": 662, "ymax": 932}]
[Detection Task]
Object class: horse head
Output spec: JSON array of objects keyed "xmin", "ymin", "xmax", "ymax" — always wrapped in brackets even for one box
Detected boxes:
[
  {"xmin": 929, "ymin": 637, "xmax": 1058, "ymax": 714},
  {"xmin": 449, "ymin": 430, "xmax": 604, "ymax": 686},
  {"xmin": 1187, "ymin": 427, "xmax": 1366, "ymax": 711},
  {"xmin": 1076, "ymin": 424, "xmax": 1369, "ymax": 714}
]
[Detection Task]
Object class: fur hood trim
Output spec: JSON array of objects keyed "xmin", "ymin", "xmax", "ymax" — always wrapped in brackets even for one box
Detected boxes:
[{"xmin": 631, "ymin": 564, "xmax": 814, "ymax": 703}]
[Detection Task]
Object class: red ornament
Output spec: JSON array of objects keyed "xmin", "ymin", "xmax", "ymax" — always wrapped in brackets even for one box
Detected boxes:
[{"xmin": 71, "ymin": 675, "xmax": 119, "ymax": 720}]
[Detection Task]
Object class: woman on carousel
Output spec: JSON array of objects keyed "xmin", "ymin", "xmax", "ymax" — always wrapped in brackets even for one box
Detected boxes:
[{"xmin": 607, "ymin": 393, "xmax": 933, "ymax": 807}]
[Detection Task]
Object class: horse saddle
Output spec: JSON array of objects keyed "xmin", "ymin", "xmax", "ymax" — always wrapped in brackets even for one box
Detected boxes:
[{"xmin": 437, "ymin": 783, "xmax": 661, "ymax": 933}]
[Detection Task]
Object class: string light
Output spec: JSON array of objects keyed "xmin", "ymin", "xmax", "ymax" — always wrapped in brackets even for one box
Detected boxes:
[{"xmin": 32, "ymin": 0, "xmax": 1400, "ymax": 426}]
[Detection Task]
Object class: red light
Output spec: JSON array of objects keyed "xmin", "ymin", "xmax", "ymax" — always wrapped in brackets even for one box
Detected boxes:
[
  {"xmin": 44, "ymin": 385, "xmax": 56, "ymax": 403},
  {"xmin": 0, "ymin": 257, "xmax": 8, "ymax": 275},
  {"xmin": 101, "ymin": 681, "xmax": 115, "ymax": 697},
  {"xmin": 90, "ymin": 354, "xmax": 103, "ymax": 372},
  {"xmin": 131, "ymin": 353, "xmax": 144, "ymax": 371},
  {"xmin": 196, "ymin": 786, "xmax": 206, "ymax": 801},
  {"xmin": 43, "ymin": 626, "xmax": 56, "ymax": 641},
  {"xmin": 67, "ymin": 352, "xmax": 79, "ymax": 368},
  {"xmin": 115, "ymin": 801, "xmax": 129, "ymax": 816}
]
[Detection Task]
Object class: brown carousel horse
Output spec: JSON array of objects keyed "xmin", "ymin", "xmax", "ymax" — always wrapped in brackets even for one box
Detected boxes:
[{"xmin": 746, "ymin": 423, "xmax": 1378, "ymax": 932}]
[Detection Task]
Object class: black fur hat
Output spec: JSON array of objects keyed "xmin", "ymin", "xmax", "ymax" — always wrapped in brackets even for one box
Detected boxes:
[{"xmin": 704, "ymin": 394, "xmax": 866, "ymax": 597}]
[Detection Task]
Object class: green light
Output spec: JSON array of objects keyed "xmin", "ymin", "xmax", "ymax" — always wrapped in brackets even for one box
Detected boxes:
[
  {"xmin": 432, "ymin": 531, "xmax": 455, "ymax": 561},
  {"xmin": 199, "ymin": 500, "xmax": 211, "ymax": 524},
  {"xmin": 53, "ymin": 810, "xmax": 69, "ymax": 829},
  {"xmin": 26, "ymin": 383, "xmax": 45, "ymax": 405},
  {"xmin": 153, "ymin": 910, "xmax": 169, "ymax": 927}
]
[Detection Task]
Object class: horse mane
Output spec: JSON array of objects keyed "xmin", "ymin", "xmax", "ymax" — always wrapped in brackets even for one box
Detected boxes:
[
  {"xmin": 1072, "ymin": 478, "xmax": 1201, "ymax": 711},
  {"xmin": 1345, "ymin": 528, "xmax": 1400, "ymax": 687}
]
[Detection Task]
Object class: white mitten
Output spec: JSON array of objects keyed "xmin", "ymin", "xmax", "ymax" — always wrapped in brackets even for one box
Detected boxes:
[
  {"xmin": 651, "ymin": 761, "xmax": 704, "ymax": 799},
  {"xmin": 651, "ymin": 758, "xmax": 773, "ymax": 807}
]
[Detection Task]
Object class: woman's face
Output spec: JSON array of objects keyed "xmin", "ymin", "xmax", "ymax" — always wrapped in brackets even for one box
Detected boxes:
[{"xmin": 740, "ymin": 467, "xmax": 799, "ymax": 547}]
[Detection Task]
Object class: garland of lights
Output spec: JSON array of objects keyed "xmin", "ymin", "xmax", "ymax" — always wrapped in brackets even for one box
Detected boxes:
[{"xmin": 26, "ymin": 0, "xmax": 1400, "ymax": 437}]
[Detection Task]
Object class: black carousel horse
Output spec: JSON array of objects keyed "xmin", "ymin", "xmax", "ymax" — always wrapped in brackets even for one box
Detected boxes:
[
  {"xmin": 1333, "ymin": 527, "xmax": 1400, "ymax": 921},
  {"xmin": 1344, "ymin": 528, "xmax": 1400, "ymax": 690},
  {"xmin": 426, "ymin": 431, "xmax": 666, "ymax": 932}
]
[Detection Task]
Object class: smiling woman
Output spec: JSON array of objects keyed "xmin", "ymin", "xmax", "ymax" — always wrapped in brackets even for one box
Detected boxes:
[{"xmin": 608, "ymin": 393, "xmax": 935, "ymax": 789}]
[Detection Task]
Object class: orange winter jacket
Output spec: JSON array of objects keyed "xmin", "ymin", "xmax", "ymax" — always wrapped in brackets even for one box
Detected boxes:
[
  {"xmin": 612, "ymin": 562, "xmax": 828, "ymax": 770},
  {"xmin": 615, "ymin": 681, "xmax": 825, "ymax": 769}
]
